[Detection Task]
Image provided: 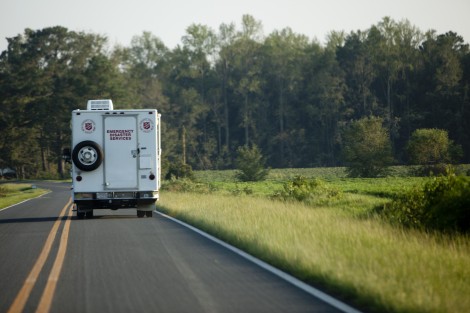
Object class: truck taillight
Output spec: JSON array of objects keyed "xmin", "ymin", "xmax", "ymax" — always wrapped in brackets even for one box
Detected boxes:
[
  {"xmin": 149, "ymin": 174, "xmax": 155, "ymax": 180},
  {"xmin": 76, "ymin": 175, "xmax": 83, "ymax": 181}
]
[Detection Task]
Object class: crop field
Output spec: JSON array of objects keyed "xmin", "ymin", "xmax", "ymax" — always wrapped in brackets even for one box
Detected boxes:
[{"xmin": 158, "ymin": 167, "xmax": 470, "ymax": 313}]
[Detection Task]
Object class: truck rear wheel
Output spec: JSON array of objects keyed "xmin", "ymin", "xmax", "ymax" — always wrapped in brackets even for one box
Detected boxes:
[
  {"xmin": 77, "ymin": 210, "xmax": 85, "ymax": 219},
  {"xmin": 72, "ymin": 140, "xmax": 103, "ymax": 171}
]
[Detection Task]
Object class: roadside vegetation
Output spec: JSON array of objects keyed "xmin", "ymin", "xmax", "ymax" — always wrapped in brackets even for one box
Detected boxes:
[
  {"xmin": 158, "ymin": 166, "xmax": 470, "ymax": 313},
  {"xmin": 0, "ymin": 183, "xmax": 48, "ymax": 209}
]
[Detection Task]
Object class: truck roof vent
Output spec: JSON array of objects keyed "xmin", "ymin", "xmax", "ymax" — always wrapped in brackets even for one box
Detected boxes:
[{"xmin": 87, "ymin": 99, "xmax": 114, "ymax": 111}]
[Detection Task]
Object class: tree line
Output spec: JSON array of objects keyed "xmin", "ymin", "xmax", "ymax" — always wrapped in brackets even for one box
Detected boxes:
[{"xmin": 0, "ymin": 15, "xmax": 469, "ymax": 178}]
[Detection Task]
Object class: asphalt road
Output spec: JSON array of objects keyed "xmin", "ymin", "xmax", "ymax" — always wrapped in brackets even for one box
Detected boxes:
[{"xmin": 0, "ymin": 182, "xmax": 356, "ymax": 313}]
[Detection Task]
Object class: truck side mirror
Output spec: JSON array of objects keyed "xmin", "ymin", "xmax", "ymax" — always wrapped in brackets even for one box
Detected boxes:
[{"xmin": 62, "ymin": 148, "xmax": 71, "ymax": 163}]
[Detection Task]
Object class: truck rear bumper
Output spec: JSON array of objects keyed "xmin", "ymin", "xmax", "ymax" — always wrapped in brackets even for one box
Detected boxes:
[{"xmin": 73, "ymin": 191, "xmax": 158, "ymax": 210}]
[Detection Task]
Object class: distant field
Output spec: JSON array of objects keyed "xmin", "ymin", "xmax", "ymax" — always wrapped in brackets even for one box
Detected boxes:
[
  {"xmin": 159, "ymin": 167, "xmax": 470, "ymax": 313},
  {"xmin": 193, "ymin": 167, "xmax": 427, "ymax": 199}
]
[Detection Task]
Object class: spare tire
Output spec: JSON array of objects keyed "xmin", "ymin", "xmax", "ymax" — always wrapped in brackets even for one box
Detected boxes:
[{"xmin": 72, "ymin": 140, "xmax": 103, "ymax": 171}]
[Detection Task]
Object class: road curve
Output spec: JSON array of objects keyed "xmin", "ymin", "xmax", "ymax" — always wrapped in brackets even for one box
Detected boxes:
[{"xmin": 0, "ymin": 182, "xmax": 358, "ymax": 313}]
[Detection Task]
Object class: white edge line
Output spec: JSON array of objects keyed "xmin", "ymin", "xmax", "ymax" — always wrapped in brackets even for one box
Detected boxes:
[
  {"xmin": 0, "ymin": 191, "xmax": 52, "ymax": 212},
  {"xmin": 155, "ymin": 210, "xmax": 363, "ymax": 313}
]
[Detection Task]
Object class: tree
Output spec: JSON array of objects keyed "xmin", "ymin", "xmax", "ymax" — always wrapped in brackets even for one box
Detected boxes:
[
  {"xmin": 302, "ymin": 40, "xmax": 345, "ymax": 167},
  {"xmin": 215, "ymin": 22, "xmax": 238, "ymax": 160},
  {"xmin": 231, "ymin": 15, "xmax": 264, "ymax": 146},
  {"xmin": 368, "ymin": 18, "xmax": 423, "ymax": 154},
  {"xmin": 337, "ymin": 31, "xmax": 377, "ymax": 118},
  {"xmin": 235, "ymin": 145, "xmax": 269, "ymax": 181},
  {"xmin": 120, "ymin": 31, "xmax": 169, "ymax": 106},
  {"xmin": 342, "ymin": 116, "xmax": 394, "ymax": 177},
  {"xmin": 416, "ymin": 32, "xmax": 468, "ymax": 135},
  {"xmin": 0, "ymin": 27, "xmax": 111, "ymax": 178},
  {"xmin": 181, "ymin": 24, "xmax": 220, "ymax": 169},
  {"xmin": 263, "ymin": 28, "xmax": 309, "ymax": 167}
]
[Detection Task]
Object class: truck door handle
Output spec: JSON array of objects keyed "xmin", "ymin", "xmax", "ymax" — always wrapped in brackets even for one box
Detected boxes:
[{"xmin": 131, "ymin": 149, "xmax": 140, "ymax": 158}]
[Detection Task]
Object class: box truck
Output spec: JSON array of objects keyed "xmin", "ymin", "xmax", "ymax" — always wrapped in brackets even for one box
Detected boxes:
[{"xmin": 65, "ymin": 99, "xmax": 161, "ymax": 218}]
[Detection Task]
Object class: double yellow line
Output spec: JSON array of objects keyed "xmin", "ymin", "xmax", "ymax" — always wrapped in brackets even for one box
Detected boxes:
[{"xmin": 7, "ymin": 198, "xmax": 73, "ymax": 313}]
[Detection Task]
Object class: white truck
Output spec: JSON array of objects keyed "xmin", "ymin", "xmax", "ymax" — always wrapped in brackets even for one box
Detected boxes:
[{"xmin": 65, "ymin": 99, "xmax": 161, "ymax": 218}]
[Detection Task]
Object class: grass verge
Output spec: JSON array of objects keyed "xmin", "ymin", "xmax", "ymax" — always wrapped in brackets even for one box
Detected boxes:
[
  {"xmin": 157, "ymin": 188, "xmax": 469, "ymax": 313},
  {"xmin": 0, "ymin": 183, "xmax": 49, "ymax": 210}
]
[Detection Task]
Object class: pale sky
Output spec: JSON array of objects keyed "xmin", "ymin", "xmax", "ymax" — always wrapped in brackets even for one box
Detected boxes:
[{"xmin": 1, "ymin": 0, "xmax": 469, "ymax": 52}]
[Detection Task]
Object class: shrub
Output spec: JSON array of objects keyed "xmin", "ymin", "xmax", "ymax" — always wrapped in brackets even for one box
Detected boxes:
[
  {"xmin": 235, "ymin": 145, "xmax": 270, "ymax": 182},
  {"xmin": 165, "ymin": 161, "xmax": 194, "ymax": 180},
  {"xmin": 272, "ymin": 176, "xmax": 342, "ymax": 204},
  {"xmin": 161, "ymin": 178, "xmax": 214, "ymax": 193},
  {"xmin": 342, "ymin": 116, "xmax": 394, "ymax": 177},
  {"xmin": 380, "ymin": 171, "xmax": 470, "ymax": 233},
  {"xmin": 230, "ymin": 184, "xmax": 254, "ymax": 196},
  {"xmin": 407, "ymin": 128, "xmax": 462, "ymax": 176}
]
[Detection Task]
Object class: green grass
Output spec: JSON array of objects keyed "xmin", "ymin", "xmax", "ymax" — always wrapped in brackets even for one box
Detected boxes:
[
  {"xmin": 0, "ymin": 183, "xmax": 49, "ymax": 209},
  {"xmin": 327, "ymin": 177, "xmax": 427, "ymax": 198},
  {"xmin": 159, "ymin": 168, "xmax": 470, "ymax": 313}
]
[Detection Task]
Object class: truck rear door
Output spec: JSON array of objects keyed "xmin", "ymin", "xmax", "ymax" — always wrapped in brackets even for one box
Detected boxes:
[{"xmin": 104, "ymin": 115, "xmax": 138, "ymax": 189}]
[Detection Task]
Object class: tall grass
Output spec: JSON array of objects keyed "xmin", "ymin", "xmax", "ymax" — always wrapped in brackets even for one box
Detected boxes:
[
  {"xmin": 0, "ymin": 183, "xmax": 48, "ymax": 209},
  {"xmin": 157, "ymin": 188, "xmax": 470, "ymax": 313}
]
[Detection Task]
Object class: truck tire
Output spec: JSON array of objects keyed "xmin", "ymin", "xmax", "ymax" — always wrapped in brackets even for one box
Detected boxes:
[
  {"xmin": 72, "ymin": 140, "xmax": 103, "ymax": 171},
  {"xmin": 76, "ymin": 206, "xmax": 85, "ymax": 219}
]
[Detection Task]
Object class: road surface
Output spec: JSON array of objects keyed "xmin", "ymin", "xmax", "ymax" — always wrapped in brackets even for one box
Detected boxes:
[{"xmin": 0, "ymin": 182, "xmax": 358, "ymax": 313}]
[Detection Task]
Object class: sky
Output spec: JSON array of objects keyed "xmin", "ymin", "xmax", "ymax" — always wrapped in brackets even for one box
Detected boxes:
[{"xmin": 1, "ymin": 0, "xmax": 470, "ymax": 52}]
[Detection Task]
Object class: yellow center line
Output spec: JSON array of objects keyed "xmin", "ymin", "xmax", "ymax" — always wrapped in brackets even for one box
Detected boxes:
[
  {"xmin": 7, "ymin": 198, "xmax": 72, "ymax": 313},
  {"xmin": 35, "ymin": 204, "xmax": 73, "ymax": 313}
]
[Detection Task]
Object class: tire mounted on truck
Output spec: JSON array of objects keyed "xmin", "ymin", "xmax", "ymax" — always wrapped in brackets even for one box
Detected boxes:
[{"xmin": 72, "ymin": 140, "xmax": 103, "ymax": 171}]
